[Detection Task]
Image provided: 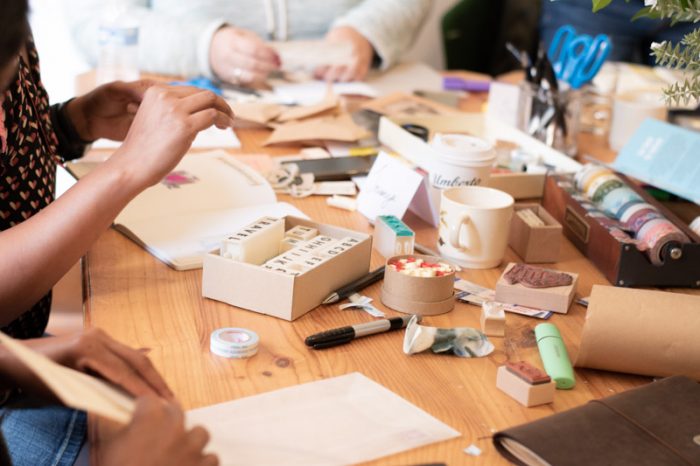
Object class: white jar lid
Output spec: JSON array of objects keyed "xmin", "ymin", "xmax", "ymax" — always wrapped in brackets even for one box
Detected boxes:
[
  {"xmin": 431, "ymin": 133, "xmax": 495, "ymax": 163},
  {"xmin": 210, "ymin": 328, "xmax": 259, "ymax": 358}
]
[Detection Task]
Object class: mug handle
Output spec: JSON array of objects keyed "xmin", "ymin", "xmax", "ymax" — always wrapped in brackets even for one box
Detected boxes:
[{"xmin": 449, "ymin": 213, "xmax": 470, "ymax": 250}]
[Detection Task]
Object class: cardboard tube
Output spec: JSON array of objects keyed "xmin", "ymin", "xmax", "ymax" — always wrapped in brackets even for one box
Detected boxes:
[{"xmin": 575, "ymin": 285, "xmax": 700, "ymax": 380}]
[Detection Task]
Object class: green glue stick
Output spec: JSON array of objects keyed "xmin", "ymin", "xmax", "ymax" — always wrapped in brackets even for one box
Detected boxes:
[{"xmin": 535, "ymin": 323, "xmax": 575, "ymax": 389}]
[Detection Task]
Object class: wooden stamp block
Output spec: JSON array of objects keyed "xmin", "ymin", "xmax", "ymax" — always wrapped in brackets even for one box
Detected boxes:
[
  {"xmin": 496, "ymin": 364, "xmax": 555, "ymax": 407},
  {"xmin": 480, "ymin": 302, "xmax": 505, "ymax": 337},
  {"xmin": 495, "ymin": 263, "xmax": 578, "ymax": 314}
]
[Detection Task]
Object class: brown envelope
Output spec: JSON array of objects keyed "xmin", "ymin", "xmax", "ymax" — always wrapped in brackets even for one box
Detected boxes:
[
  {"xmin": 230, "ymin": 102, "xmax": 283, "ymax": 126},
  {"xmin": 361, "ymin": 92, "xmax": 461, "ymax": 117},
  {"xmin": 276, "ymin": 92, "xmax": 340, "ymax": 122},
  {"xmin": 264, "ymin": 113, "xmax": 370, "ymax": 146},
  {"xmin": 575, "ymin": 285, "xmax": 700, "ymax": 380}
]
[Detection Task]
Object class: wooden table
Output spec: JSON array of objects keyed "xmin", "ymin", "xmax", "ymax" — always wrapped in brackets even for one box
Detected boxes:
[{"xmin": 85, "ymin": 87, "xmax": 657, "ymax": 465}]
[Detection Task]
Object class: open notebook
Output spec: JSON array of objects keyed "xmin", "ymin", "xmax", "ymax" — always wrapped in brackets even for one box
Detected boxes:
[{"xmin": 68, "ymin": 150, "xmax": 305, "ymax": 270}]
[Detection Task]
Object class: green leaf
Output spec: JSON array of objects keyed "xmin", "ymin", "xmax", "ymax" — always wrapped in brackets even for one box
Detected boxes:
[
  {"xmin": 592, "ymin": 0, "xmax": 614, "ymax": 12},
  {"xmin": 631, "ymin": 6, "xmax": 660, "ymax": 21}
]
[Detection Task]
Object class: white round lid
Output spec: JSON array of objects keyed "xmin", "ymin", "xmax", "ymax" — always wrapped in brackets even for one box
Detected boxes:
[{"xmin": 431, "ymin": 133, "xmax": 495, "ymax": 163}]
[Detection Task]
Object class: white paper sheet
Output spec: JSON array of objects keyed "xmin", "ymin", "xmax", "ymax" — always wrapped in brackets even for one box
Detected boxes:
[
  {"xmin": 186, "ymin": 372, "xmax": 460, "ymax": 466},
  {"xmin": 272, "ymin": 62, "xmax": 443, "ymax": 106},
  {"xmin": 91, "ymin": 126, "xmax": 241, "ymax": 150}
]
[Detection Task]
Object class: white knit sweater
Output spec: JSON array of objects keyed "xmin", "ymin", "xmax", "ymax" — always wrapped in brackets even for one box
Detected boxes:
[{"xmin": 64, "ymin": 0, "xmax": 432, "ymax": 78}]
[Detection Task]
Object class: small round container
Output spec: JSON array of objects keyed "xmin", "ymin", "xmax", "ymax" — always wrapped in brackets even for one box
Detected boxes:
[
  {"xmin": 380, "ymin": 254, "xmax": 455, "ymax": 316},
  {"xmin": 210, "ymin": 328, "xmax": 259, "ymax": 358},
  {"xmin": 428, "ymin": 133, "xmax": 496, "ymax": 190}
]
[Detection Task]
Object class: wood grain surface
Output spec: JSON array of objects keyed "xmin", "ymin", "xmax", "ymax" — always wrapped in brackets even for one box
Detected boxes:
[{"xmin": 82, "ymin": 81, "xmax": 676, "ymax": 465}]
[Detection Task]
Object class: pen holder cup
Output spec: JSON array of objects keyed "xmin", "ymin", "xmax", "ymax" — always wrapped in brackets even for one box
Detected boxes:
[
  {"xmin": 517, "ymin": 81, "xmax": 581, "ymax": 157},
  {"xmin": 380, "ymin": 255, "xmax": 455, "ymax": 316}
]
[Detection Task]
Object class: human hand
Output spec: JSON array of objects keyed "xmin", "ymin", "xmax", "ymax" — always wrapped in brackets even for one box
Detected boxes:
[
  {"xmin": 210, "ymin": 26, "xmax": 280, "ymax": 85},
  {"xmin": 23, "ymin": 328, "xmax": 174, "ymax": 400},
  {"xmin": 314, "ymin": 26, "xmax": 374, "ymax": 82},
  {"xmin": 99, "ymin": 396, "xmax": 218, "ymax": 466},
  {"xmin": 111, "ymin": 84, "xmax": 234, "ymax": 190},
  {"xmin": 65, "ymin": 80, "xmax": 155, "ymax": 142}
]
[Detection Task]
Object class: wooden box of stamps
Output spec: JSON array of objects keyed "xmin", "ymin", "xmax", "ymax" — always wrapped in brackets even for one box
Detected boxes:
[
  {"xmin": 542, "ymin": 173, "xmax": 700, "ymax": 288},
  {"xmin": 508, "ymin": 203, "xmax": 563, "ymax": 263}
]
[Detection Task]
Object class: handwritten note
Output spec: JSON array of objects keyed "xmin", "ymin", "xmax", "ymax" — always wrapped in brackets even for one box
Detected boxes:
[{"xmin": 357, "ymin": 151, "xmax": 423, "ymax": 223}]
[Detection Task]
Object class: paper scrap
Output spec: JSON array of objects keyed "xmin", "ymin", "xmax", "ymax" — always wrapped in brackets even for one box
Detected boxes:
[
  {"xmin": 0, "ymin": 332, "xmax": 135, "ymax": 425},
  {"xmin": 339, "ymin": 293, "xmax": 385, "ymax": 318},
  {"xmin": 229, "ymin": 102, "xmax": 283, "ymax": 126},
  {"xmin": 186, "ymin": 372, "xmax": 460, "ymax": 466},
  {"xmin": 454, "ymin": 278, "xmax": 553, "ymax": 319},
  {"xmin": 464, "ymin": 444, "xmax": 482, "ymax": 456},
  {"xmin": 92, "ymin": 125, "xmax": 241, "ymax": 150},
  {"xmin": 276, "ymin": 92, "xmax": 339, "ymax": 123},
  {"xmin": 264, "ymin": 113, "xmax": 370, "ymax": 146}
]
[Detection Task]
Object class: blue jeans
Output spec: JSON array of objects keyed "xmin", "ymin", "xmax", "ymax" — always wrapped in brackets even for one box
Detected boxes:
[
  {"xmin": 0, "ymin": 396, "xmax": 86, "ymax": 466},
  {"xmin": 540, "ymin": 0, "xmax": 697, "ymax": 64}
]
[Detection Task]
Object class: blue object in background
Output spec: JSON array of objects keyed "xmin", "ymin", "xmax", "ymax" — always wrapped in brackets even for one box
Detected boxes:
[
  {"xmin": 547, "ymin": 25, "xmax": 611, "ymax": 89},
  {"xmin": 169, "ymin": 76, "xmax": 223, "ymax": 96}
]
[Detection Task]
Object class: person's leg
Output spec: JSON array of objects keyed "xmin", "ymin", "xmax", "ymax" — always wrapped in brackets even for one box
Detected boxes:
[{"xmin": 0, "ymin": 396, "xmax": 87, "ymax": 466}]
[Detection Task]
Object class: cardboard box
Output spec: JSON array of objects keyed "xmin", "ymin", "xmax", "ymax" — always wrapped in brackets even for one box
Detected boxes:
[
  {"xmin": 378, "ymin": 114, "xmax": 581, "ymax": 199},
  {"xmin": 202, "ymin": 217, "xmax": 371, "ymax": 321},
  {"xmin": 508, "ymin": 204, "xmax": 563, "ymax": 263},
  {"xmin": 495, "ymin": 263, "xmax": 578, "ymax": 314},
  {"xmin": 381, "ymin": 255, "xmax": 454, "ymax": 315}
]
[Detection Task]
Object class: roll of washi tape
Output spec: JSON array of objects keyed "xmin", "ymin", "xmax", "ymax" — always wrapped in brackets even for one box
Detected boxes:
[
  {"xmin": 210, "ymin": 328, "xmax": 259, "ymax": 358},
  {"xmin": 637, "ymin": 218, "xmax": 689, "ymax": 265},
  {"xmin": 582, "ymin": 168, "xmax": 614, "ymax": 194},
  {"xmin": 619, "ymin": 202, "xmax": 658, "ymax": 225},
  {"xmin": 625, "ymin": 208, "xmax": 664, "ymax": 236},
  {"xmin": 598, "ymin": 187, "xmax": 643, "ymax": 218},
  {"xmin": 575, "ymin": 164, "xmax": 610, "ymax": 193},
  {"xmin": 690, "ymin": 216, "xmax": 700, "ymax": 237},
  {"xmin": 585, "ymin": 173, "xmax": 619, "ymax": 201},
  {"xmin": 590, "ymin": 177, "xmax": 625, "ymax": 205}
]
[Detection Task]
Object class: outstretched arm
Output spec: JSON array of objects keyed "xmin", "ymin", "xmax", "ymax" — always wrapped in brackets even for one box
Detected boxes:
[{"xmin": 0, "ymin": 84, "xmax": 233, "ymax": 324}]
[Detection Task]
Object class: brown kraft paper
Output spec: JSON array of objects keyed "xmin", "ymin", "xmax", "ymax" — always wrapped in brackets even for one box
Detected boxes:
[{"xmin": 575, "ymin": 285, "xmax": 700, "ymax": 380}]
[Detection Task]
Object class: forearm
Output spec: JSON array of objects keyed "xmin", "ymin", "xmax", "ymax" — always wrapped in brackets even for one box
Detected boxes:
[
  {"xmin": 332, "ymin": 0, "xmax": 432, "ymax": 68},
  {"xmin": 0, "ymin": 155, "xmax": 144, "ymax": 325}
]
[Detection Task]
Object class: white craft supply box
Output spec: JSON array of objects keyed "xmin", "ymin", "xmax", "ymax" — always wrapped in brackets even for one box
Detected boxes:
[
  {"xmin": 378, "ymin": 115, "xmax": 582, "ymax": 199},
  {"xmin": 202, "ymin": 216, "xmax": 372, "ymax": 321}
]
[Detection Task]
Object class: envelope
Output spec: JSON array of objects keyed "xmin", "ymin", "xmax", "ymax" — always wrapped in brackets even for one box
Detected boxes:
[{"xmin": 264, "ymin": 112, "xmax": 370, "ymax": 145}]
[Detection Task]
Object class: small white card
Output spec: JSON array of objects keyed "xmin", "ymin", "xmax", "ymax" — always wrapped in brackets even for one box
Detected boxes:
[
  {"xmin": 486, "ymin": 81, "xmax": 521, "ymax": 128},
  {"xmin": 357, "ymin": 151, "xmax": 424, "ymax": 223}
]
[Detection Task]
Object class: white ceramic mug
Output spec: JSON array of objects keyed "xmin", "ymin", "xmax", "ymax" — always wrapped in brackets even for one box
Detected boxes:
[{"xmin": 438, "ymin": 186, "xmax": 514, "ymax": 269}]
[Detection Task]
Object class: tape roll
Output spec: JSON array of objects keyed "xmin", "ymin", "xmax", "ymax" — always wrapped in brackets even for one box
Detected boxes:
[
  {"xmin": 619, "ymin": 202, "xmax": 658, "ymax": 224},
  {"xmin": 690, "ymin": 216, "xmax": 700, "ymax": 237},
  {"xmin": 598, "ymin": 187, "xmax": 643, "ymax": 218},
  {"xmin": 575, "ymin": 164, "xmax": 610, "ymax": 193},
  {"xmin": 210, "ymin": 328, "xmax": 259, "ymax": 358},
  {"xmin": 636, "ymin": 218, "xmax": 688, "ymax": 265},
  {"xmin": 625, "ymin": 207, "xmax": 664, "ymax": 236}
]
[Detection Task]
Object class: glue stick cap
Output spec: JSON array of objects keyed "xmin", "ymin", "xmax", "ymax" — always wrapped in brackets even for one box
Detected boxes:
[
  {"xmin": 210, "ymin": 328, "xmax": 259, "ymax": 358},
  {"xmin": 534, "ymin": 323, "xmax": 575, "ymax": 390}
]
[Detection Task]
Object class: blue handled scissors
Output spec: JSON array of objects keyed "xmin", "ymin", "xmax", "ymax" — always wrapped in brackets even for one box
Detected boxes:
[{"xmin": 548, "ymin": 25, "xmax": 612, "ymax": 89}]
